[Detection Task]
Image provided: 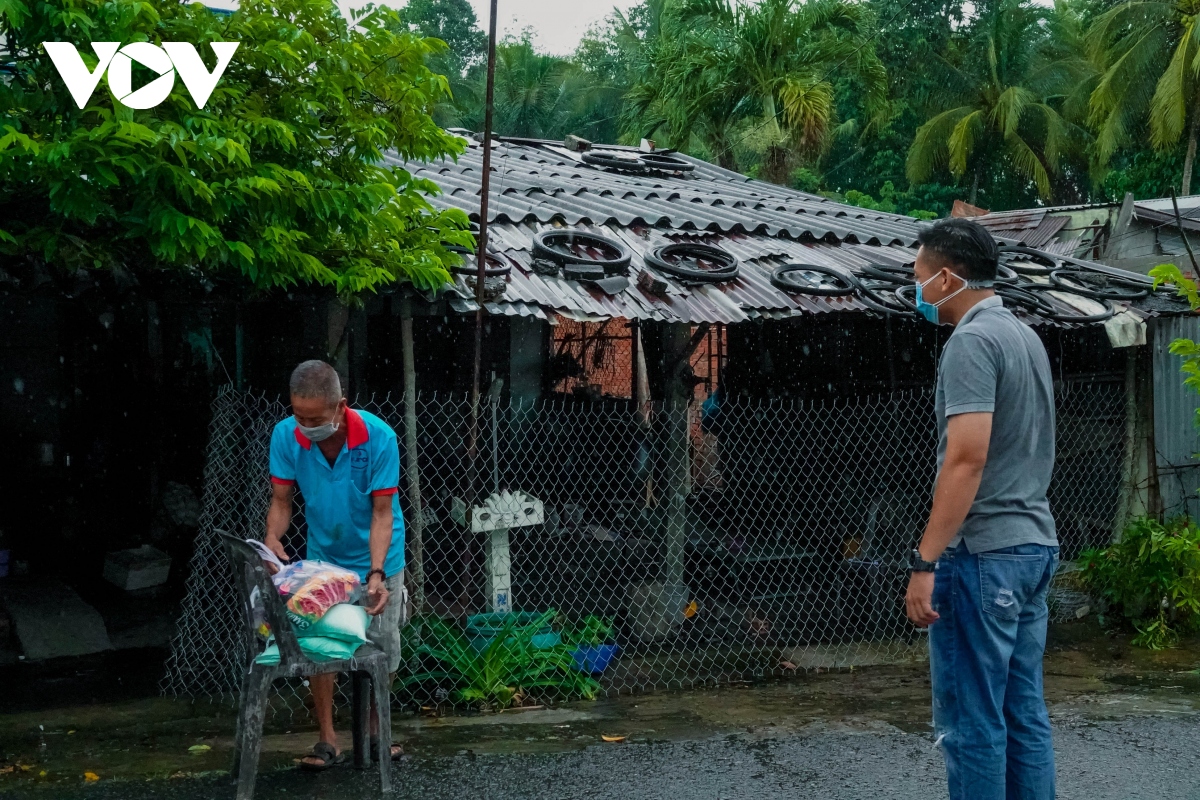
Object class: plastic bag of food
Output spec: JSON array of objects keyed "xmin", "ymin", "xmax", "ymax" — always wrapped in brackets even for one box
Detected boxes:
[{"xmin": 245, "ymin": 540, "xmax": 363, "ymax": 631}]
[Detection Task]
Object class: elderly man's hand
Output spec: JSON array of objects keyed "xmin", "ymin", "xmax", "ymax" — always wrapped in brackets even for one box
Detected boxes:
[
  {"xmin": 364, "ymin": 574, "xmax": 389, "ymax": 616},
  {"xmin": 263, "ymin": 535, "xmax": 290, "ymax": 574},
  {"xmin": 905, "ymin": 571, "xmax": 940, "ymax": 627}
]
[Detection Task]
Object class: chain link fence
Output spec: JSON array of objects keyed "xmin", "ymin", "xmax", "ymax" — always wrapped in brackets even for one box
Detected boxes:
[{"xmin": 162, "ymin": 379, "xmax": 1127, "ymax": 710}]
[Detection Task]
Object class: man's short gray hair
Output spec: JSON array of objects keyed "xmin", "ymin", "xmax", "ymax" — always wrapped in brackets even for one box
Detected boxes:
[{"xmin": 289, "ymin": 360, "xmax": 342, "ymax": 405}]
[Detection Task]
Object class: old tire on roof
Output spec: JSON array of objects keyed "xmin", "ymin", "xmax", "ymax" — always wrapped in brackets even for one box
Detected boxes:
[
  {"xmin": 532, "ymin": 230, "xmax": 632, "ymax": 275},
  {"xmin": 640, "ymin": 152, "xmax": 696, "ymax": 173},
  {"xmin": 581, "ymin": 150, "xmax": 650, "ymax": 173},
  {"xmin": 859, "ymin": 263, "xmax": 915, "ymax": 285},
  {"xmin": 645, "ymin": 242, "xmax": 740, "ymax": 283},
  {"xmin": 1020, "ymin": 284, "xmax": 1117, "ymax": 323},
  {"xmin": 998, "ymin": 245, "xmax": 1058, "ymax": 277},
  {"xmin": 445, "ymin": 245, "xmax": 513, "ymax": 277},
  {"xmin": 856, "ymin": 284, "xmax": 914, "ymax": 316},
  {"xmin": 1049, "ymin": 269, "xmax": 1150, "ymax": 301},
  {"xmin": 771, "ymin": 263, "xmax": 858, "ymax": 296}
]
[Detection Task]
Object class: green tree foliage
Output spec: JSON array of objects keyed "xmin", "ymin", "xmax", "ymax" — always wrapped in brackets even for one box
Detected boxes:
[
  {"xmin": 392, "ymin": 0, "xmax": 485, "ymax": 128},
  {"xmin": 395, "ymin": 0, "xmax": 485, "ymax": 75},
  {"xmin": 654, "ymin": 0, "xmax": 888, "ymax": 184},
  {"xmin": 1087, "ymin": 0, "xmax": 1200, "ymax": 194},
  {"xmin": 480, "ymin": 36, "xmax": 585, "ymax": 139},
  {"xmin": 906, "ymin": 0, "xmax": 1076, "ymax": 203},
  {"xmin": 0, "ymin": 0, "xmax": 472, "ymax": 293}
]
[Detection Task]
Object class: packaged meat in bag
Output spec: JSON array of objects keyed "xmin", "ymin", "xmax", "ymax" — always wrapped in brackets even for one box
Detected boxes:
[{"xmin": 245, "ymin": 539, "xmax": 363, "ymax": 631}]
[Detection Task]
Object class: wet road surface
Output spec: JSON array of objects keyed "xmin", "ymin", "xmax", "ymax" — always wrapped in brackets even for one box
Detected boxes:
[
  {"xmin": 2, "ymin": 624, "xmax": 1198, "ymax": 799},
  {"xmin": 3, "ymin": 711, "xmax": 1198, "ymax": 799}
]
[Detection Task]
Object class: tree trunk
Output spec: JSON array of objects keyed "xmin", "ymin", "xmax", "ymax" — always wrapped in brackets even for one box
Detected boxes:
[
  {"xmin": 760, "ymin": 93, "xmax": 792, "ymax": 186},
  {"xmin": 717, "ymin": 143, "xmax": 737, "ymax": 172},
  {"xmin": 764, "ymin": 145, "xmax": 792, "ymax": 186},
  {"xmin": 707, "ymin": 129, "xmax": 737, "ymax": 172},
  {"xmin": 969, "ymin": 169, "xmax": 980, "ymax": 207},
  {"xmin": 1183, "ymin": 99, "xmax": 1200, "ymax": 196}
]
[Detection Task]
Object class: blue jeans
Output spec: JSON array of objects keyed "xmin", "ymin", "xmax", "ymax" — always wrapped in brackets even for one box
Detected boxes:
[{"xmin": 929, "ymin": 542, "xmax": 1060, "ymax": 800}]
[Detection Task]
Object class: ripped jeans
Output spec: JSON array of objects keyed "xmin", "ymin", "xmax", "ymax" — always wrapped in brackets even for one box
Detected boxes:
[{"xmin": 929, "ymin": 541, "xmax": 1060, "ymax": 800}]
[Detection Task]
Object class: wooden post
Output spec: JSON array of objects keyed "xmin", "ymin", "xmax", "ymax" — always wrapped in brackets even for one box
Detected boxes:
[
  {"xmin": 663, "ymin": 324, "xmax": 693, "ymax": 587},
  {"xmin": 400, "ymin": 297, "xmax": 425, "ymax": 616}
]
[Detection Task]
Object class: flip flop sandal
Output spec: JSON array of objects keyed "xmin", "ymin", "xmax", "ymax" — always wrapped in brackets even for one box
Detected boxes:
[
  {"xmin": 298, "ymin": 741, "xmax": 343, "ymax": 771},
  {"xmin": 370, "ymin": 737, "xmax": 404, "ymax": 762}
]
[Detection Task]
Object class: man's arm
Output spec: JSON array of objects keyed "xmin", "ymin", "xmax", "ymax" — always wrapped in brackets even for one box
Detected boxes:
[
  {"xmin": 264, "ymin": 482, "xmax": 294, "ymax": 566},
  {"xmin": 906, "ymin": 411, "xmax": 992, "ymax": 627},
  {"xmin": 364, "ymin": 494, "xmax": 394, "ymax": 615}
]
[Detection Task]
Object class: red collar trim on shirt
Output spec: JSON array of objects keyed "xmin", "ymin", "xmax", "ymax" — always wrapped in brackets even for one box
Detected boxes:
[
  {"xmin": 343, "ymin": 407, "xmax": 369, "ymax": 449},
  {"xmin": 292, "ymin": 408, "xmax": 369, "ymax": 451},
  {"xmin": 293, "ymin": 426, "xmax": 312, "ymax": 450}
]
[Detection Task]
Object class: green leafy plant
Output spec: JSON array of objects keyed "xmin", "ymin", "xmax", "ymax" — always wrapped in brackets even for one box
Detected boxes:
[
  {"xmin": 0, "ymin": 0, "xmax": 473, "ymax": 294},
  {"xmin": 1077, "ymin": 516, "xmax": 1200, "ymax": 649},
  {"xmin": 561, "ymin": 614, "xmax": 615, "ymax": 647},
  {"xmin": 400, "ymin": 610, "xmax": 601, "ymax": 709}
]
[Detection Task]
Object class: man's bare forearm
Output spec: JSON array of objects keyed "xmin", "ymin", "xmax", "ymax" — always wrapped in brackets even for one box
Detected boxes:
[
  {"xmin": 265, "ymin": 494, "xmax": 292, "ymax": 545},
  {"xmin": 919, "ymin": 460, "xmax": 985, "ymax": 561},
  {"xmin": 918, "ymin": 412, "xmax": 992, "ymax": 562},
  {"xmin": 369, "ymin": 501, "xmax": 392, "ymax": 572}
]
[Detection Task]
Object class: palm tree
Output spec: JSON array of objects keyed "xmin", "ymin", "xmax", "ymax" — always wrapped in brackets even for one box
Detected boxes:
[
  {"xmin": 456, "ymin": 37, "xmax": 582, "ymax": 139},
  {"xmin": 1086, "ymin": 0, "xmax": 1200, "ymax": 194},
  {"xmin": 641, "ymin": 0, "xmax": 887, "ymax": 184},
  {"xmin": 906, "ymin": 0, "xmax": 1073, "ymax": 203},
  {"xmin": 622, "ymin": 2, "xmax": 748, "ymax": 169}
]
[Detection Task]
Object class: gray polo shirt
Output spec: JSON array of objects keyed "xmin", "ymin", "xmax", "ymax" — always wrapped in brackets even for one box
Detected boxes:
[{"xmin": 935, "ymin": 296, "xmax": 1058, "ymax": 553}]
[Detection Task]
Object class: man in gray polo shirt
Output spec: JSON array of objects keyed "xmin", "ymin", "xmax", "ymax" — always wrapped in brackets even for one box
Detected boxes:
[{"xmin": 904, "ymin": 219, "xmax": 1060, "ymax": 800}]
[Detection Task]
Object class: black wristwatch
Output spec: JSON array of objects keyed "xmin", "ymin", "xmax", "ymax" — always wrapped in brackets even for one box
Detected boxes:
[
  {"xmin": 909, "ymin": 549, "xmax": 938, "ymax": 573},
  {"xmin": 366, "ymin": 568, "xmax": 387, "ymax": 583}
]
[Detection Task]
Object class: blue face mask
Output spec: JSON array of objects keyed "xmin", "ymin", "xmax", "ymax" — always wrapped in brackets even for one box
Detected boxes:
[{"xmin": 914, "ymin": 271, "xmax": 967, "ymax": 325}]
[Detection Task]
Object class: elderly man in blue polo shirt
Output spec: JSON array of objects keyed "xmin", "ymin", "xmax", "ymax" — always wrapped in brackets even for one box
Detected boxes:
[{"xmin": 264, "ymin": 360, "xmax": 406, "ymax": 769}]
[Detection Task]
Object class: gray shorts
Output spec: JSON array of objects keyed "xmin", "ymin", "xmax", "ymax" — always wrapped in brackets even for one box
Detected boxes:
[{"xmin": 365, "ymin": 573, "xmax": 407, "ymax": 673}]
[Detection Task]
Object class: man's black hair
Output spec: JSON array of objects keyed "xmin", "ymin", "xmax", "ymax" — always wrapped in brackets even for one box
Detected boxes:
[{"xmin": 916, "ymin": 218, "xmax": 999, "ymax": 283}]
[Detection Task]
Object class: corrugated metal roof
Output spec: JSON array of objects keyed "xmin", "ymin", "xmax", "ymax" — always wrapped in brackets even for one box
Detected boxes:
[
  {"xmin": 389, "ymin": 138, "xmax": 1181, "ymax": 326},
  {"xmin": 972, "ymin": 209, "xmax": 1072, "ymax": 249},
  {"xmin": 387, "ymin": 141, "xmax": 924, "ymax": 246},
  {"xmin": 1132, "ymin": 205, "xmax": 1200, "ymax": 234}
]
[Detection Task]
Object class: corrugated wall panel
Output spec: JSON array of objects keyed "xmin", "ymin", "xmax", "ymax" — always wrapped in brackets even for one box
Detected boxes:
[{"xmin": 1152, "ymin": 315, "xmax": 1200, "ymax": 517}]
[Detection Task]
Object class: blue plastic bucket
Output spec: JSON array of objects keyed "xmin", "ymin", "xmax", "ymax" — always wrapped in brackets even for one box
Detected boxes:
[
  {"xmin": 572, "ymin": 644, "xmax": 620, "ymax": 674},
  {"xmin": 466, "ymin": 612, "xmax": 561, "ymax": 653}
]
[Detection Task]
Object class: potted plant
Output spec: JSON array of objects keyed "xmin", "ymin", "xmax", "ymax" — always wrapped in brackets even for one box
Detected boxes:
[{"xmin": 563, "ymin": 615, "xmax": 620, "ymax": 674}]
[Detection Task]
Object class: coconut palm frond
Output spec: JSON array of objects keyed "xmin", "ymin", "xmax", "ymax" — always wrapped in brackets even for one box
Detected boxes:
[
  {"xmin": 948, "ymin": 109, "xmax": 985, "ymax": 176},
  {"xmin": 1149, "ymin": 16, "xmax": 1200, "ymax": 150},
  {"xmin": 907, "ymin": 106, "xmax": 972, "ymax": 184},
  {"xmin": 1005, "ymin": 131, "xmax": 1053, "ymax": 198},
  {"xmin": 1033, "ymin": 102, "xmax": 1068, "ymax": 170},
  {"xmin": 993, "ymin": 85, "xmax": 1036, "ymax": 138}
]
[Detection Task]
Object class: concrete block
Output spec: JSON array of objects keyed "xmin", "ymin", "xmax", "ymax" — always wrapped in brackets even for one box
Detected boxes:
[{"xmin": 3, "ymin": 581, "xmax": 113, "ymax": 660}]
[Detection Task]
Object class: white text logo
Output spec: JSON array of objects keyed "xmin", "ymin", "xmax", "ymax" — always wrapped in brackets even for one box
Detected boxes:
[{"xmin": 44, "ymin": 42, "xmax": 240, "ymax": 110}]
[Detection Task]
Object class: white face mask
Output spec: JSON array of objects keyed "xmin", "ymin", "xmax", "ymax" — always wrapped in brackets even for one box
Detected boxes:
[{"xmin": 296, "ymin": 418, "xmax": 339, "ymax": 442}]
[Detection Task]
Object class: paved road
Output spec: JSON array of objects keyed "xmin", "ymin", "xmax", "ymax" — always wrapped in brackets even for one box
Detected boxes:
[{"xmin": 8, "ymin": 713, "xmax": 1198, "ymax": 800}]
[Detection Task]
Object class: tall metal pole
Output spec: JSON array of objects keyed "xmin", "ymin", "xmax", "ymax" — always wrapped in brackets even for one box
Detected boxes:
[
  {"xmin": 460, "ymin": 0, "xmax": 499, "ymax": 608},
  {"xmin": 467, "ymin": 0, "xmax": 499, "ymax": 498}
]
